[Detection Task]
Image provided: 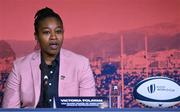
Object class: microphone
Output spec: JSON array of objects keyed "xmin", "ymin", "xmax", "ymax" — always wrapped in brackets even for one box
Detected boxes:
[
  {"xmin": 39, "ymin": 64, "xmax": 50, "ymax": 107},
  {"xmin": 43, "ymin": 75, "xmax": 49, "ymax": 85},
  {"xmin": 39, "ymin": 64, "xmax": 49, "ymax": 86},
  {"xmin": 44, "ymin": 75, "xmax": 48, "ymax": 80}
]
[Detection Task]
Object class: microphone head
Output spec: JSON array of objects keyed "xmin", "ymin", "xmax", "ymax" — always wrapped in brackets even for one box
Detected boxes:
[
  {"xmin": 43, "ymin": 75, "xmax": 49, "ymax": 85},
  {"xmin": 44, "ymin": 75, "xmax": 48, "ymax": 80}
]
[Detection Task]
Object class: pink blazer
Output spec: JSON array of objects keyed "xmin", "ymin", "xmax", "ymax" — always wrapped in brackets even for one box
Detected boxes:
[{"xmin": 2, "ymin": 49, "xmax": 95, "ymax": 108}]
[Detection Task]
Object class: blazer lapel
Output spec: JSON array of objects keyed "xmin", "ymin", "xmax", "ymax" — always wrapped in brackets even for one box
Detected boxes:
[
  {"xmin": 58, "ymin": 49, "xmax": 69, "ymax": 96},
  {"xmin": 30, "ymin": 50, "xmax": 41, "ymax": 107}
]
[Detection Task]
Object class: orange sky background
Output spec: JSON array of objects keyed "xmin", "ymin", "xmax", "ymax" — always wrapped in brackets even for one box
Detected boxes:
[{"xmin": 0, "ymin": 0, "xmax": 180, "ymax": 40}]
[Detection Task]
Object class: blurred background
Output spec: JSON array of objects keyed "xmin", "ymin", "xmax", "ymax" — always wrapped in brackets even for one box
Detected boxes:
[{"xmin": 0, "ymin": 0, "xmax": 179, "ymax": 108}]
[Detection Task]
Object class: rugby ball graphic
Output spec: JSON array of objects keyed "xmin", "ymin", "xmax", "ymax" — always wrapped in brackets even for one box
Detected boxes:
[{"xmin": 133, "ymin": 77, "xmax": 180, "ymax": 107}]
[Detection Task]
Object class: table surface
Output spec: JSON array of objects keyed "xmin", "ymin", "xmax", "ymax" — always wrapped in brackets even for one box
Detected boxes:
[{"xmin": 0, "ymin": 108, "xmax": 180, "ymax": 112}]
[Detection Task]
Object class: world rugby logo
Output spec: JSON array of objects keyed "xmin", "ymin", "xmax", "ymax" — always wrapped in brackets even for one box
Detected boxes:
[
  {"xmin": 133, "ymin": 77, "xmax": 180, "ymax": 108},
  {"xmin": 147, "ymin": 84, "xmax": 156, "ymax": 94}
]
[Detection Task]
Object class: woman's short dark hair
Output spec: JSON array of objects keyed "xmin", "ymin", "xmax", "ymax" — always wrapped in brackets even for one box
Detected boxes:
[{"xmin": 34, "ymin": 7, "xmax": 63, "ymax": 34}]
